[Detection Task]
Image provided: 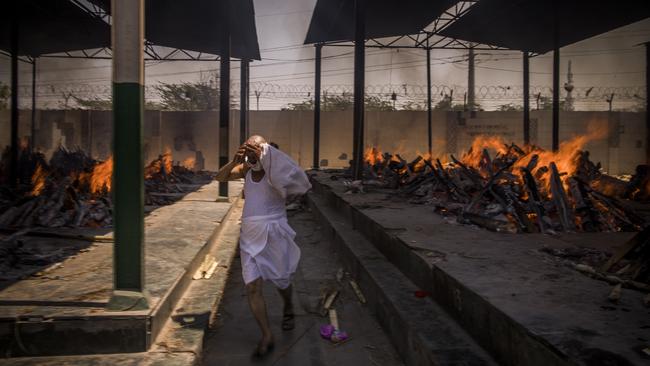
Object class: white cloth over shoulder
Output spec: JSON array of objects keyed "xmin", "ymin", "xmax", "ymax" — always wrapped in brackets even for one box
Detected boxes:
[
  {"xmin": 240, "ymin": 212, "xmax": 301, "ymax": 289},
  {"xmin": 259, "ymin": 143, "xmax": 312, "ymax": 199}
]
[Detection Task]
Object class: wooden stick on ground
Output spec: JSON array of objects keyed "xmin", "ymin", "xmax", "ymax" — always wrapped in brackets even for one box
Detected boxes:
[{"xmin": 349, "ymin": 280, "xmax": 367, "ymax": 304}]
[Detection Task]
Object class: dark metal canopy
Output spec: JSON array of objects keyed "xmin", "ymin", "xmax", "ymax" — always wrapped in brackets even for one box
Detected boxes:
[
  {"xmin": 439, "ymin": 0, "xmax": 650, "ymax": 54},
  {"xmin": 304, "ymin": 0, "xmax": 460, "ymax": 44},
  {"xmin": 0, "ymin": 0, "xmax": 110, "ymax": 57},
  {"xmin": 89, "ymin": 0, "xmax": 261, "ymax": 60}
]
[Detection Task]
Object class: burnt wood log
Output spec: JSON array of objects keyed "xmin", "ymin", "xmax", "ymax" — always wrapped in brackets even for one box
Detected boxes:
[
  {"xmin": 549, "ymin": 162, "xmax": 576, "ymax": 232},
  {"xmin": 568, "ymin": 178, "xmax": 598, "ymax": 232},
  {"xmin": 521, "ymin": 167, "xmax": 548, "ymax": 233},
  {"xmin": 450, "ymin": 155, "xmax": 482, "ymax": 187},
  {"xmin": 465, "ymin": 160, "xmax": 515, "ymax": 213},
  {"xmin": 460, "ymin": 212, "xmax": 518, "ymax": 233}
]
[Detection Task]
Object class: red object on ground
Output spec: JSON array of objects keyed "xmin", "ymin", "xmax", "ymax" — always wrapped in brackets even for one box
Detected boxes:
[{"xmin": 414, "ymin": 290, "xmax": 431, "ymax": 298}]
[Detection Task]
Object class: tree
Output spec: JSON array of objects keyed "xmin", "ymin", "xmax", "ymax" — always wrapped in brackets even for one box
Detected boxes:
[
  {"xmin": 433, "ymin": 96, "xmax": 465, "ymax": 111},
  {"xmin": 401, "ymin": 100, "xmax": 426, "ymax": 111},
  {"xmin": 284, "ymin": 93, "xmax": 395, "ymax": 111},
  {"xmin": 497, "ymin": 103, "xmax": 523, "ymax": 112},
  {"xmin": 0, "ymin": 82, "xmax": 9, "ymax": 110},
  {"xmin": 68, "ymin": 96, "xmax": 162, "ymax": 110},
  {"xmin": 537, "ymin": 95, "xmax": 565, "ymax": 110},
  {"xmin": 73, "ymin": 96, "xmax": 112, "ymax": 110},
  {"xmin": 156, "ymin": 81, "xmax": 220, "ymax": 111}
]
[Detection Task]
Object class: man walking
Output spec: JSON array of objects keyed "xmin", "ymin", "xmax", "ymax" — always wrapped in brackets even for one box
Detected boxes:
[{"xmin": 215, "ymin": 135, "xmax": 311, "ymax": 357}]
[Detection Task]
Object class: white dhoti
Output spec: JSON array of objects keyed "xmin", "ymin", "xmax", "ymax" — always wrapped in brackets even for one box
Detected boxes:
[{"xmin": 240, "ymin": 212, "xmax": 301, "ymax": 289}]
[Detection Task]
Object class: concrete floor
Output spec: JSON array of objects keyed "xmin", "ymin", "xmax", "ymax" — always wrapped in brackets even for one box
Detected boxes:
[{"xmin": 203, "ymin": 207, "xmax": 404, "ymax": 366}]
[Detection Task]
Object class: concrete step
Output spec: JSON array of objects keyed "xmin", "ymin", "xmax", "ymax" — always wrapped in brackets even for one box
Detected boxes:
[{"xmin": 307, "ymin": 192, "xmax": 498, "ymax": 366}]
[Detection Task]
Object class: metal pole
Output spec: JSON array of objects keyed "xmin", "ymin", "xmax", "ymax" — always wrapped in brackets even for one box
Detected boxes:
[
  {"xmin": 313, "ymin": 44, "xmax": 322, "ymax": 169},
  {"xmin": 246, "ymin": 60, "xmax": 250, "ymax": 138},
  {"xmin": 552, "ymin": 48, "xmax": 560, "ymax": 152},
  {"xmin": 467, "ymin": 47, "xmax": 475, "ymax": 111},
  {"xmin": 107, "ymin": 0, "xmax": 149, "ymax": 310},
  {"xmin": 646, "ymin": 42, "xmax": 650, "ymax": 164},
  {"xmin": 10, "ymin": 10, "xmax": 19, "ymax": 188},
  {"xmin": 352, "ymin": 0, "xmax": 366, "ymax": 180},
  {"xmin": 31, "ymin": 58, "xmax": 36, "ymax": 152},
  {"xmin": 240, "ymin": 59, "xmax": 248, "ymax": 144},
  {"xmin": 552, "ymin": 2, "xmax": 560, "ymax": 152},
  {"xmin": 219, "ymin": 23, "xmax": 231, "ymax": 198},
  {"xmin": 426, "ymin": 45, "xmax": 432, "ymax": 155},
  {"xmin": 523, "ymin": 51, "xmax": 530, "ymax": 145}
]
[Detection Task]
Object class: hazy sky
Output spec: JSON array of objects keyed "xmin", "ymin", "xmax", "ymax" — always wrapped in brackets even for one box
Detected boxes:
[{"xmin": 1, "ymin": 0, "xmax": 649, "ymax": 110}]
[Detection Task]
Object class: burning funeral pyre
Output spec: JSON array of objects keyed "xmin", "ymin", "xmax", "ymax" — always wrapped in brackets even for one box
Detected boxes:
[
  {"xmin": 0, "ymin": 146, "xmax": 213, "ymax": 229},
  {"xmin": 361, "ymin": 133, "xmax": 648, "ymax": 235}
]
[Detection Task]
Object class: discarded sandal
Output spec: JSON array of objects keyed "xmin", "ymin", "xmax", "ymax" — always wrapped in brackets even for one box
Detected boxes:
[{"xmin": 282, "ymin": 313, "xmax": 295, "ymax": 331}]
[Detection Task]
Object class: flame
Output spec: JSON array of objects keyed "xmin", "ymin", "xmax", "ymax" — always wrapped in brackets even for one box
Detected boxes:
[
  {"xmin": 182, "ymin": 157, "xmax": 196, "ymax": 170},
  {"xmin": 145, "ymin": 147, "xmax": 173, "ymax": 178},
  {"xmin": 364, "ymin": 147, "xmax": 384, "ymax": 166},
  {"xmin": 81, "ymin": 156, "xmax": 113, "ymax": 195},
  {"xmin": 31, "ymin": 163, "xmax": 47, "ymax": 196},
  {"xmin": 413, "ymin": 151, "xmax": 432, "ymax": 172},
  {"xmin": 163, "ymin": 147, "xmax": 173, "ymax": 174},
  {"xmin": 461, "ymin": 135, "xmax": 509, "ymax": 167},
  {"xmin": 514, "ymin": 125, "xmax": 607, "ymax": 189}
]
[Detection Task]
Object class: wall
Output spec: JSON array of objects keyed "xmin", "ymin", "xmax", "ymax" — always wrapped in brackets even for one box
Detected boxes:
[{"xmin": 1, "ymin": 109, "xmax": 646, "ymax": 175}]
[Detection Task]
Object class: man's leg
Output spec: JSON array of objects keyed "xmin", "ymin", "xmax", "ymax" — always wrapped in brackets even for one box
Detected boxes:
[
  {"xmin": 246, "ymin": 277, "xmax": 274, "ymax": 353},
  {"xmin": 277, "ymin": 283, "xmax": 295, "ymax": 330}
]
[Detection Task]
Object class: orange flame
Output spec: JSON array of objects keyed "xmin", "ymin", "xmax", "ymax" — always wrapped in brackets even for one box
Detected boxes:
[
  {"xmin": 364, "ymin": 147, "xmax": 384, "ymax": 165},
  {"xmin": 461, "ymin": 135, "xmax": 509, "ymax": 167},
  {"xmin": 81, "ymin": 156, "xmax": 113, "ymax": 195},
  {"xmin": 30, "ymin": 163, "xmax": 46, "ymax": 196},
  {"xmin": 181, "ymin": 157, "xmax": 196, "ymax": 170},
  {"xmin": 514, "ymin": 124, "xmax": 607, "ymax": 189},
  {"xmin": 145, "ymin": 147, "xmax": 173, "ymax": 178},
  {"xmin": 162, "ymin": 147, "xmax": 173, "ymax": 174}
]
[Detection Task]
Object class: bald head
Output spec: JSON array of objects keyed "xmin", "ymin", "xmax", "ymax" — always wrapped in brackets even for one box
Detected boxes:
[{"xmin": 246, "ymin": 135, "xmax": 266, "ymax": 146}]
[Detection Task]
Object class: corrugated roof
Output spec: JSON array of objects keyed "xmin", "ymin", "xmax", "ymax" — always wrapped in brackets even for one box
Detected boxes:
[
  {"xmin": 439, "ymin": 0, "xmax": 650, "ymax": 53},
  {"xmin": 304, "ymin": 0, "xmax": 460, "ymax": 44},
  {"xmin": 0, "ymin": 0, "xmax": 110, "ymax": 57},
  {"xmin": 89, "ymin": 0, "xmax": 261, "ymax": 60}
]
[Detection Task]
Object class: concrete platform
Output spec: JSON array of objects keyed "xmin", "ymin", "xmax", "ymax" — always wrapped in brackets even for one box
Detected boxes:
[
  {"xmin": 307, "ymin": 192, "xmax": 497, "ymax": 366},
  {"xmin": 308, "ymin": 171, "xmax": 650, "ymax": 366},
  {"xmin": 0, "ymin": 181, "xmax": 242, "ymax": 357}
]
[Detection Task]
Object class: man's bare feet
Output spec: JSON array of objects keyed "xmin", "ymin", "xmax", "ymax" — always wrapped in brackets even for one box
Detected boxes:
[
  {"xmin": 282, "ymin": 308, "xmax": 295, "ymax": 331},
  {"xmin": 252, "ymin": 335, "xmax": 275, "ymax": 358}
]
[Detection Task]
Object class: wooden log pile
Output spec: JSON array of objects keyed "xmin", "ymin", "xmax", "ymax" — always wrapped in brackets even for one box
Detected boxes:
[
  {"xmin": 0, "ymin": 147, "xmax": 213, "ymax": 229},
  {"xmin": 362, "ymin": 143, "xmax": 646, "ymax": 234}
]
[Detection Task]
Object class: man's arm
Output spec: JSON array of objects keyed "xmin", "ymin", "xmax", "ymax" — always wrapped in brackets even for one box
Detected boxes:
[
  {"xmin": 214, "ymin": 161, "xmax": 246, "ymax": 182},
  {"xmin": 214, "ymin": 145, "xmax": 248, "ymax": 182}
]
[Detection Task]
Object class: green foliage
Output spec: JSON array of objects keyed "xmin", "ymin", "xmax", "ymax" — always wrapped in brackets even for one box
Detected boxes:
[
  {"xmin": 284, "ymin": 93, "xmax": 396, "ymax": 111},
  {"xmin": 433, "ymin": 97, "xmax": 465, "ymax": 111},
  {"xmin": 155, "ymin": 81, "xmax": 220, "ymax": 111},
  {"xmin": 537, "ymin": 95, "xmax": 565, "ymax": 110},
  {"xmin": 401, "ymin": 101, "xmax": 426, "ymax": 111},
  {"xmin": 73, "ymin": 96, "xmax": 112, "ymax": 110},
  {"xmin": 497, "ymin": 103, "xmax": 523, "ymax": 112}
]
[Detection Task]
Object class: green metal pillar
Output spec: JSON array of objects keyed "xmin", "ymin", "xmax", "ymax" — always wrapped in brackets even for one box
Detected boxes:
[{"xmin": 107, "ymin": 0, "xmax": 149, "ymax": 311}]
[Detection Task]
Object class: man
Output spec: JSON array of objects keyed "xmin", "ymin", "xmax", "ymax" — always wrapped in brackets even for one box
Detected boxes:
[{"xmin": 215, "ymin": 135, "xmax": 311, "ymax": 357}]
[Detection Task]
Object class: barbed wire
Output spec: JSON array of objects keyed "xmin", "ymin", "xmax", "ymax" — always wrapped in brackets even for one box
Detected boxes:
[{"xmin": 20, "ymin": 82, "xmax": 645, "ymax": 105}]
